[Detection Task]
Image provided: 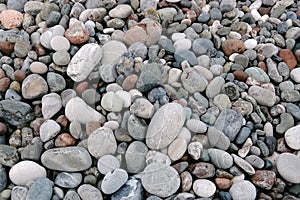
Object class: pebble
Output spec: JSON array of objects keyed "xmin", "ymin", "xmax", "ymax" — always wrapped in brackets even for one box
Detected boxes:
[
  {"xmin": 192, "ymin": 38, "xmax": 214, "ymax": 55},
  {"xmin": 111, "ymin": 177, "xmax": 143, "ymax": 200},
  {"xmin": 65, "ymin": 97, "xmax": 106, "ymax": 124},
  {"xmin": 251, "ymin": 170, "xmax": 276, "ymax": 190},
  {"xmin": 21, "ymin": 74, "xmax": 48, "ymax": 99},
  {"xmin": 146, "ymin": 150, "xmax": 171, "ymax": 166},
  {"xmin": 29, "ymin": 62, "xmax": 48, "ymax": 74},
  {"xmin": 87, "ymin": 127, "xmax": 117, "ymax": 159},
  {"xmin": 245, "ymin": 67, "xmax": 270, "ymax": 83},
  {"xmin": 125, "ymin": 141, "xmax": 148, "ymax": 173},
  {"xmin": 101, "ymin": 91, "xmax": 124, "ymax": 112},
  {"xmin": 65, "ymin": 21, "xmax": 89, "ymax": 44},
  {"xmin": 67, "ymin": 43, "xmax": 102, "ymax": 82},
  {"xmin": 186, "ymin": 119, "xmax": 207, "ymax": 133},
  {"xmin": 222, "ymin": 39, "xmax": 245, "ymax": 56},
  {"xmin": 97, "ymin": 154, "xmax": 120, "ymax": 175},
  {"xmin": 141, "ymin": 163, "xmax": 180, "ymax": 198},
  {"xmin": 127, "ymin": 114, "xmax": 147, "ymax": 140},
  {"xmin": 193, "ymin": 179, "xmax": 216, "ymax": 198},
  {"xmin": 41, "ymin": 147, "xmax": 92, "ymax": 171},
  {"xmin": 136, "ymin": 63, "xmax": 162, "ymax": 92},
  {"xmin": 207, "ymin": 148, "xmax": 233, "ymax": 169},
  {"xmin": 9, "ymin": 161, "xmax": 46, "ymax": 186},
  {"xmin": 146, "ymin": 103, "xmax": 185, "ymax": 150},
  {"xmin": 248, "ymin": 85, "xmax": 276, "ymax": 107},
  {"xmin": 39, "ymin": 120, "xmax": 61, "ymax": 142},
  {"xmin": 101, "ymin": 40, "xmax": 127, "ymax": 65},
  {"xmin": 0, "ymin": 145, "xmax": 19, "ymax": 167},
  {"xmin": 188, "ymin": 162, "xmax": 215, "ymax": 178},
  {"xmin": 232, "ymin": 154, "xmax": 255, "ymax": 175},
  {"xmin": 258, "ymin": 43, "xmax": 278, "ymax": 58},
  {"xmin": 47, "ymin": 72, "xmax": 66, "ymax": 92},
  {"xmin": 0, "ymin": 10, "xmax": 23, "ymax": 29},
  {"xmin": 41, "ymin": 93, "xmax": 62, "ymax": 119},
  {"xmin": 276, "ymin": 153, "xmax": 300, "ymax": 184},
  {"xmin": 55, "ymin": 172, "xmax": 82, "ymax": 189},
  {"xmin": 229, "ymin": 180, "xmax": 257, "ymax": 200},
  {"xmin": 53, "ymin": 51, "xmax": 71, "ymax": 66},
  {"xmin": 109, "ymin": 4, "xmax": 132, "ymax": 18},
  {"xmin": 188, "ymin": 141, "xmax": 203, "ymax": 160},
  {"xmin": 207, "ymin": 126, "xmax": 230, "ymax": 150},
  {"xmin": 167, "ymin": 138, "xmax": 187, "ymax": 161},
  {"xmin": 26, "ymin": 178, "xmax": 53, "ymax": 200},
  {"xmin": 101, "ymin": 168, "xmax": 128, "ymax": 194},
  {"xmin": 284, "ymin": 125, "xmax": 300, "ymax": 150},
  {"xmin": 50, "ymin": 36, "xmax": 70, "ymax": 51},
  {"xmin": 77, "ymin": 184, "xmax": 103, "ymax": 200},
  {"xmin": 11, "ymin": 186, "xmax": 28, "ymax": 200},
  {"xmin": 244, "ymin": 39, "xmax": 258, "ymax": 50},
  {"xmin": 279, "ymin": 49, "xmax": 297, "ymax": 70}
]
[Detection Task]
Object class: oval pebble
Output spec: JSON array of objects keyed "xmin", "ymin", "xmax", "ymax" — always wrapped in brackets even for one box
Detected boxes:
[
  {"xmin": 276, "ymin": 153, "xmax": 300, "ymax": 184},
  {"xmin": 193, "ymin": 179, "xmax": 216, "ymax": 198},
  {"xmin": 101, "ymin": 169, "xmax": 128, "ymax": 195},
  {"xmin": 50, "ymin": 36, "xmax": 70, "ymax": 51},
  {"xmin": 55, "ymin": 172, "xmax": 82, "ymax": 189},
  {"xmin": 284, "ymin": 124, "xmax": 300, "ymax": 150},
  {"xmin": 229, "ymin": 180, "xmax": 256, "ymax": 200},
  {"xmin": 97, "ymin": 155, "xmax": 120, "ymax": 175},
  {"xmin": 9, "ymin": 161, "xmax": 46, "ymax": 186}
]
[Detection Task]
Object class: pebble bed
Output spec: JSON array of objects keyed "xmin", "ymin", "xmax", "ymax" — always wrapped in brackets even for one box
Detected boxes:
[{"xmin": 0, "ymin": 0, "xmax": 300, "ymax": 199}]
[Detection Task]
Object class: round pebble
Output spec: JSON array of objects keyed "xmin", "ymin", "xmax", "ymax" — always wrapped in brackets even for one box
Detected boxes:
[
  {"xmin": 97, "ymin": 155, "xmax": 120, "ymax": 175},
  {"xmin": 193, "ymin": 179, "xmax": 216, "ymax": 198}
]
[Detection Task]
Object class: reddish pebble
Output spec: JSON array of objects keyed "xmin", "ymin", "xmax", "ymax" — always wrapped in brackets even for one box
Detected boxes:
[
  {"xmin": 35, "ymin": 43, "xmax": 46, "ymax": 56},
  {"xmin": 0, "ymin": 10, "xmax": 23, "ymax": 29},
  {"xmin": 0, "ymin": 41, "xmax": 14, "ymax": 54},
  {"xmin": 55, "ymin": 133, "xmax": 76, "ymax": 147},
  {"xmin": 0, "ymin": 77, "xmax": 11, "ymax": 92},
  {"xmin": 215, "ymin": 178, "xmax": 232, "ymax": 190},
  {"xmin": 14, "ymin": 70, "xmax": 26, "ymax": 82},
  {"xmin": 233, "ymin": 70, "xmax": 248, "ymax": 82},
  {"xmin": 180, "ymin": 171, "xmax": 193, "ymax": 192},
  {"xmin": 86, "ymin": 121, "xmax": 101, "ymax": 135},
  {"xmin": 251, "ymin": 170, "xmax": 276, "ymax": 190},
  {"xmin": 258, "ymin": 7, "xmax": 271, "ymax": 16},
  {"xmin": 222, "ymin": 39, "xmax": 245, "ymax": 56},
  {"xmin": 30, "ymin": 118, "xmax": 45, "ymax": 136},
  {"xmin": 257, "ymin": 61, "xmax": 267, "ymax": 72},
  {"xmin": 65, "ymin": 21, "xmax": 89, "ymax": 44},
  {"xmin": 56, "ymin": 115, "xmax": 69, "ymax": 130},
  {"xmin": 75, "ymin": 81, "xmax": 89, "ymax": 95},
  {"xmin": 0, "ymin": 122, "xmax": 7, "ymax": 136},
  {"xmin": 279, "ymin": 49, "xmax": 297, "ymax": 70},
  {"xmin": 0, "ymin": 69, "xmax": 5, "ymax": 79},
  {"xmin": 122, "ymin": 74, "xmax": 138, "ymax": 91}
]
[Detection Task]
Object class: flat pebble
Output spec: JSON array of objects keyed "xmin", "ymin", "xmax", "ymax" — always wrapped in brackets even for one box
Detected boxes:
[
  {"xmin": 251, "ymin": 170, "xmax": 276, "ymax": 190},
  {"xmin": 29, "ymin": 62, "xmax": 48, "ymax": 74},
  {"xmin": 141, "ymin": 163, "xmax": 180, "ymax": 198},
  {"xmin": 21, "ymin": 74, "xmax": 48, "ymax": 99},
  {"xmin": 284, "ymin": 125, "xmax": 300, "ymax": 150},
  {"xmin": 50, "ymin": 36, "xmax": 70, "ymax": 51},
  {"xmin": 41, "ymin": 147, "xmax": 92, "ymax": 172},
  {"xmin": 26, "ymin": 178, "xmax": 53, "ymax": 200},
  {"xmin": 125, "ymin": 141, "xmax": 148, "ymax": 173},
  {"xmin": 207, "ymin": 126, "xmax": 230, "ymax": 150},
  {"xmin": 0, "ymin": 145, "xmax": 19, "ymax": 167},
  {"xmin": 101, "ymin": 169, "xmax": 128, "ymax": 194},
  {"xmin": 186, "ymin": 119, "xmax": 207, "ymax": 133},
  {"xmin": 97, "ymin": 155, "xmax": 120, "ymax": 175},
  {"xmin": 11, "ymin": 186, "xmax": 28, "ymax": 200},
  {"xmin": 87, "ymin": 127, "xmax": 117, "ymax": 159},
  {"xmin": 109, "ymin": 4, "xmax": 132, "ymax": 18},
  {"xmin": 78, "ymin": 184, "xmax": 103, "ymax": 200},
  {"xmin": 248, "ymin": 85, "xmax": 276, "ymax": 107},
  {"xmin": 193, "ymin": 179, "xmax": 216, "ymax": 198},
  {"xmin": 41, "ymin": 93, "xmax": 62, "ymax": 119},
  {"xmin": 9, "ymin": 161, "xmax": 46, "ymax": 186},
  {"xmin": 229, "ymin": 180, "xmax": 256, "ymax": 200},
  {"xmin": 188, "ymin": 162, "xmax": 215, "ymax": 178},
  {"xmin": 146, "ymin": 103, "xmax": 185, "ymax": 150},
  {"xmin": 207, "ymin": 148, "xmax": 233, "ymax": 169},
  {"xmin": 232, "ymin": 154, "xmax": 255, "ymax": 175},
  {"xmin": 101, "ymin": 91, "xmax": 124, "ymax": 112},
  {"xmin": 167, "ymin": 138, "xmax": 187, "ymax": 161},
  {"xmin": 111, "ymin": 177, "xmax": 143, "ymax": 200},
  {"xmin": 276, "ymin": 153, "xmax": 300, "ymax": 184},
  {"xmin": 0, "ymin": 10, "xmax": 23, "ymax": 29},
  {"xmin": 55, "ymin": 172, "xmax": 82, "ymax": 189},
  {"xmin": 39, "ymin": 120, "xmax": 61, "ymax": 142}
]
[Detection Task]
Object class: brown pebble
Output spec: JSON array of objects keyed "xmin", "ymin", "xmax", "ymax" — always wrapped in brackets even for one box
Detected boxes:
[
  {"xmin": 251, "ymin": 170, "xmax": 276, "ymax": 190},
  {"xmin": 258, "ymin": 7, "xmax": 271, "ymax": 16},
  {"xmin": 215, "ymin": 178, "xmax": 232, "ymax": 190},
  {"xmin": 0, "ymin": 122, "xmax": 7, "ymax": 136},
  {"xmin": 122, "ymin": 74, "xmax": 138, "ymax": 91},
  {"xmin": 0, "ymin": 77, "xmax": 11, "ymax": 92},
  {"xmin": 222, "ymin": 39, "xmax": 245, "ymax": 56},
  {"xmin": 0, "ymin": 69, "xmax": 5, "ymax": 79},
  {"xmin": 30, "ymin": 117, "xmax": 44, "ymax": 136},
  {"xmin": 75, "ymin": 81, "xmax": 89, "ymax": 95},
  {"xmin": 0, "ymin": 10, "xmax": 23, "ymax": 29},
  {"xmin": 233, "ymin": 70, "xmax": 248, "ymax": 82},
  {"xmin": 55, "ymin": 133, "xmax": 76, "ymax": 147},
  {"xmin": 172, "ymin": 161, "xmax": 189, "ymax": 173},
  {"xmin": 14, "ymin": 70, "xmax": 26, "ymax": 82},
  {"xmin": 34, "ymin": 104, "xmax": 42, "ymax": 117},
  {"xmin": 35, "ymin": 43, "xmax": 46, "ymax": 56},
  {"xmin": 188, "ymin": 162, "xmax": 215, "ymax": 178},
  {"xmin": 65, "ymin": 21, "xmax": 89, "ymax": 44},
  {"xmin": 56, "ymin": 115, "xmax": 69, "ymax": 130},
  {"xmin": 257, "ymin": 61, "xmax": 267, "ymax": 72},
  {"xmin": 86, "ymin": 121, "xmax": 101, "ymax": 135},
  {"xmin": 0, "ymin": 41, "xmax": 14, "ymax": 54},
  {"xmin": 279, "ymin": 49, "xmax": 297, "ymax": 70}
]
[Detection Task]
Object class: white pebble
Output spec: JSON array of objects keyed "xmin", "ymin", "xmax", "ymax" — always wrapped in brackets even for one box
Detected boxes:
[
  {"xmin": 244, "ymin": 39, "xmax": 257, "ymax": 50},
  {"xmin": 193, "ymin": 179, "xmax": 216, "ymax": 198}
]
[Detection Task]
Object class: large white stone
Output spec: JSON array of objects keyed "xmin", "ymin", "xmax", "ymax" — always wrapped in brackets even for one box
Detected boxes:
[
  {"xmin": 67, "ymin": 43, "xmax": 102, "ymax": 82},
  {"xmin": 284, "ymin": 125, "xmax": 300, "ymax": 150}
]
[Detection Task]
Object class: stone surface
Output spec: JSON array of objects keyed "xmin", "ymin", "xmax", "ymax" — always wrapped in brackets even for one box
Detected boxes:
[
  {"xmin": 101, "ymin": 40, "xmax": 127, "ymax": 65},
  {"xmin": 146, "ymin": 103, "xmax": 185, "ymax": 150},
  {"xmin": 101, "ymin": 169, "xmax": 128, "ymax": 194},
  {"xmin": 97, "ymin": 155, "xmax": 120, "ymax": 175},
  {"xmin": 67, "ymin": 43, "xmax": 102, "ymax": 82},
  {"xmin": 0, "ymin": 145, "xmax": 19, "ymax": 167},
  {"xmin": 167, "ymin": 138, "xmax": 187, "ymax": 161},
  {"xmin": 248, "ymin": 85, "xmax": 276, "ymax": 107},
  {"xmin": 276, "ymin": 153, "xmax": 300, "ymax": 184},
  {"xmin": 141, "ymin": 163, "xmax": 180, "ymax": 198},
  {"xmin": 251, "ymin": 170, "xmax": 276, "ymax": 190},
  {"xmin": 0, "ymin": 10, "xmax": 23, "ymax": 29},
  {"xmin": 65, "ymin": 97, "xmax": 106, "ymax": 124},
  {"xmin": 207, "ymin": 126, "xmax": 230, "ymax": 150},
  {"xmin": 101, "ymin": 91, "xmax": 124, "ymax": 112},
  {"xmin": 188, "ymin": 162, "xmax": 215, "ymax": 178},
  {"xmin": 41, "ymin": 147, "xmax": 92, "ymax": 172},
  {"xmin": 39, "ymin": 119, "xmax": 61, "ymax": 142},
  {"xmin": 222, "ymin": 39, "xmax": 245, "ymax": 56},
  {"xmin": 125, "ymin": 141, "xmax": 148, "ymax": 173},
  {"xmin": 87, "ymin": 127, "xmax": 117, "ymax": 159}
]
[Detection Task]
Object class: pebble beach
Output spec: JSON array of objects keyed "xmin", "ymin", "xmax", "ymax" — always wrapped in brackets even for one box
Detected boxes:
[{"xmin": 0, "ymin": 0, "xmax": 300, "ymax": 199}]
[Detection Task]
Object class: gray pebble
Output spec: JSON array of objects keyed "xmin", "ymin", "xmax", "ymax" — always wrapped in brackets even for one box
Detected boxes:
[
  {"xmin": 55, "ymin": 172, "xmax": 82, "ymax": 189},
  {"xmin": 125, "ymin": 141, "xmax": 148, "ymax": 173},
  {"xmin": 101, "ymin": 169, "xmax": 128, "ymax": 194},
  {"xmin": 78, "ymin": 184, "xmax": 103, "ymax": 200},
  {"xmin": 26, "ymin": 178, "xmax": 53, "ymax": 200}
]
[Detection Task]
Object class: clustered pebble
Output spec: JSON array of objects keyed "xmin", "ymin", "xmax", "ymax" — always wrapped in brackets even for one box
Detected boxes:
[{"xmin": 0, "ymin": 0, "xmax": 300, "ymax": 199}]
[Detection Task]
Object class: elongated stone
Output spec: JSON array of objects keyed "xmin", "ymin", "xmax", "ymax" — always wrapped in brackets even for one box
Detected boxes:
[{"xmin": 146, "ymin": 103, "xmax": 186, "ymax": 150}]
